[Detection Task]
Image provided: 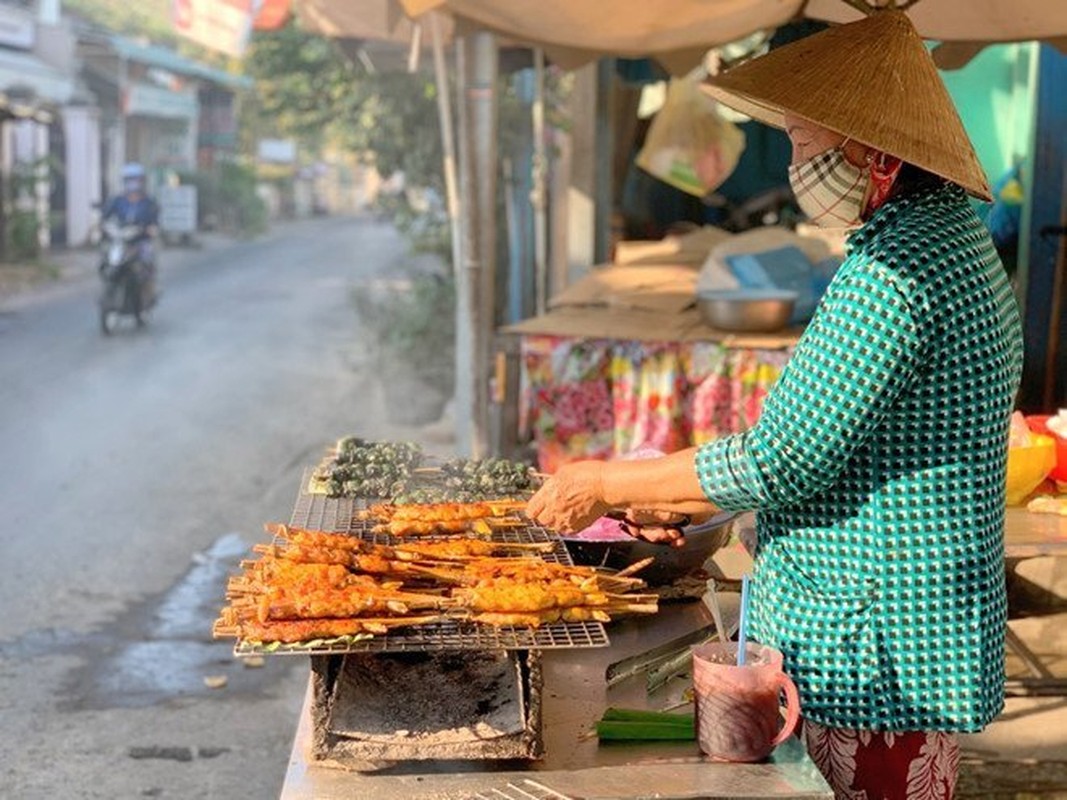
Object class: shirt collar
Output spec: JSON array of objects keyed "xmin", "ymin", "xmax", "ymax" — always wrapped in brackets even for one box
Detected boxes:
[{"xmin": 846, "ymin": 183, "xmax": 963, "ymax": 254}]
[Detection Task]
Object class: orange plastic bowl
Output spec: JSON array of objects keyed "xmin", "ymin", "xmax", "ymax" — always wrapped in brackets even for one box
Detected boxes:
[
  {"xmin": 1026, "ymin": 416, "xmax": 1067, "ymax": 483},
  {"xmin": 1006, "ymin": 434, "xmax": 1056, "ymax": 505}
]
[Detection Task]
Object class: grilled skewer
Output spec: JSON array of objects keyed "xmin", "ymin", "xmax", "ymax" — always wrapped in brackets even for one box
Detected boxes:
[
  {"xmin": 360, "ymin": 500, "xmax": 526, "ymax": 523},
  {"xmin": 213, "ymin": 614, "xmax": 446, "ymax": 643},
  {"xmin": 227, "ymin": 584, "xmax": 453, "ymax": 623},
  {"xmin": 215, "ymin": 512, "xmax": 659, "ymax": 646},
  {"xmin": 268, "ymin": 523, "xmax": 551, "ymax": 560}
]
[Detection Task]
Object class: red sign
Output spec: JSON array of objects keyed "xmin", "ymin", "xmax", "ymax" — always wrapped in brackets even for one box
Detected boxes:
[{"xmin": 172, "ymin": 0, "xmax": 259, "ymax": 57}]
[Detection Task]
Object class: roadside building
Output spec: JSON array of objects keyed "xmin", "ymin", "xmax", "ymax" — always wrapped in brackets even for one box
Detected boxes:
[
  {"xmin": 0, "ymin": 0, "xmax": 95, "ymax": 253},
  {"xmin": 77, "ymin": 32, "xmax": 252, "ymax": 197},
  {"xmin": 0, "ymin": 0, "xmax": 250, "ymax": 254}
]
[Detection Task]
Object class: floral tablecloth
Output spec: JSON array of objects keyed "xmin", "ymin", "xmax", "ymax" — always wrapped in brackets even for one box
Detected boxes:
[{"xmin": 520, "ymin": 335, "xmax": 792, "ymax": 471}]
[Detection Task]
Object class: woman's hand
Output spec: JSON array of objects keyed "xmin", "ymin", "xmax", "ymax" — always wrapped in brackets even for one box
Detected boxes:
[
  {"xmin": 526, "ymin": 461, "xmax": 610, "ymax": 533},
  {"xmin": 622, "ymin": 509, "xmax": 690, "ymax": 548}
]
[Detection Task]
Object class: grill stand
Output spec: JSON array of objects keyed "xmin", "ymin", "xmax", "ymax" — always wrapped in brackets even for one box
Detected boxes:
[{"xmin": 308, "ymin": 651, "xmax": 544, "ymax": 768}]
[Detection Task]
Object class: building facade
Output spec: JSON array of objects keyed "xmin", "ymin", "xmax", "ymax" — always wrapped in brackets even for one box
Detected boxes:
[{"xmin": 0, "ymin": 0, "xmax": 249, "ymax": 255}]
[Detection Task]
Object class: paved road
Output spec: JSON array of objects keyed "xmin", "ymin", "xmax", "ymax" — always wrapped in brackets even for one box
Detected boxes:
[{"xmin": 0, "ymin": 216, "xmax": 428, "ymax": 798}]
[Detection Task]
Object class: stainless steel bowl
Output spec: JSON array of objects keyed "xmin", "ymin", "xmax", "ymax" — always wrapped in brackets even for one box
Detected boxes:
[{"xmin": 696, "ymin": 289, "xmax": 798, "ymax": 333}]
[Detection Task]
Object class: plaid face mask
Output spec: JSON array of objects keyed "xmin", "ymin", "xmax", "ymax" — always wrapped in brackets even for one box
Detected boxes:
[{"xmin": 788, "ymin": 147, "xmax": 871, "ymax": 227}]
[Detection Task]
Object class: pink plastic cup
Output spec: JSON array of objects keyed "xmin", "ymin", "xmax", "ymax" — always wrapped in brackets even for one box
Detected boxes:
[{"xmin": 691, "ymin": 641, "xmax": 801, "ymax": 762}]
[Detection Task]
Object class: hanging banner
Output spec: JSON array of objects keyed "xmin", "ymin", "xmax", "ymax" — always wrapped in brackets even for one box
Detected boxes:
[{"xmin": 172, "ymin": 0, "xmax": 260, "ymax": 57}]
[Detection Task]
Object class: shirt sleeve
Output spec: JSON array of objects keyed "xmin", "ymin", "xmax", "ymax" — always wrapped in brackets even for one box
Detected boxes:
[{"xmin": 696, "ymin": 258, "xmax": 926, "ymax": 510}]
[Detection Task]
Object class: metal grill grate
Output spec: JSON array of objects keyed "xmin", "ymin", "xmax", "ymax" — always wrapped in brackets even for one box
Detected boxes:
[
  {"xmin": 233, "ymin": 479, "xmax": 610, "ymax": 656},
  {"xmin": 470, "ymin": 780, "xmax": 576, "ymax": 800},
  {"xmin": 290, "ymin": 487, "xmax": 572, "ymax": 563}
]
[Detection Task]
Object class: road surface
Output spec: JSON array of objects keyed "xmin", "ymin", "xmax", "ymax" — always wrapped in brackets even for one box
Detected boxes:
[{"xmin": 0, "ymin": 216, "xmax": 442, "ymax": 798}]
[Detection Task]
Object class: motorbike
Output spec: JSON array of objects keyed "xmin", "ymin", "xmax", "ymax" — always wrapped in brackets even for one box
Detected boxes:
[{"xmin": 98, "ymin": 220, "xmax": 155, "ymax": 335}]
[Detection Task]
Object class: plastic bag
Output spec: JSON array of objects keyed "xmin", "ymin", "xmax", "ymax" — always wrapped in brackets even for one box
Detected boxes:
[{"xmin": 636, "ymin": 72, "xmax": 745, "ymax": 198}]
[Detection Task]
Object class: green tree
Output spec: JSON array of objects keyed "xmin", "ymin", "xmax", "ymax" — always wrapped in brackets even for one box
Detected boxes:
[
  {"xmin": 64, "ymin": 0, "xmax": 176, "ymax": 42},
  {"xmin": 241, "ymin": 22, "xmax": 355, "ymax": 155},
  {"xmin": 243, "ymin": 22, "xmax": 445, "ymax": 191}
]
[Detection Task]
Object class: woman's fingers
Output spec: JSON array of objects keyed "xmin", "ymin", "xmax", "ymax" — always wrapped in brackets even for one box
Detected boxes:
[
  {"xmin": 525, "ymin": 486, "xmax": 546, "ymax": 521},
  {"xmin": 627, "ymin": 508, "xmax": 689, "ymax": 527},
  {"xmin": 523, "ymin": 462, "xmax": 607, "ymax": 533},
  {"xmin": 626, "ymin": 525, "xmax": 687, "ymax": 548}
]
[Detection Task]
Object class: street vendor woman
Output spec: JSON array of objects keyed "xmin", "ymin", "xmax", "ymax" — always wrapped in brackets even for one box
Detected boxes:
[{"xmin": 527, "ymin": 10, "xmax": 1023, "ymax": 799}]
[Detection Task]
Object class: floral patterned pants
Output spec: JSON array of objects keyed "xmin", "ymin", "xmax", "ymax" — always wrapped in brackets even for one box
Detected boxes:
[{"xmin": 803, "ymin": 720, "xmax": 960, "ymax": 800}]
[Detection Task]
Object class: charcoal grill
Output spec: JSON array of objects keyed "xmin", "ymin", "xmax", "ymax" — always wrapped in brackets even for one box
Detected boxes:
[{"xmin": 231, "ymin": 461, "xmax": 634, "ymax": 770}]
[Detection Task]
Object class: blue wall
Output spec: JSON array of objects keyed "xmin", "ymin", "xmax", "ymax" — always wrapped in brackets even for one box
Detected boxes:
[
  {"xmin": 1019, "ymin": 45, "xmax": 1067, "ymax": 409},
  {"xmin": 940, "ymin": 43, "xmax": 1038, "ymax": 187}
]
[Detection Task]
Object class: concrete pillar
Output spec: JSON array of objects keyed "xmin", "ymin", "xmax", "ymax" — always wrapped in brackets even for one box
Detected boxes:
[
  {"xmin": 104, "ymin": 115, "xmax": 126, "ymax": 197},
  {"xmin": 566, "ymin": 64, "xmax": 597, "ymax": 285},
  {"xmin": 114, "ymin": 56, "xmax": 128, "ymax": 191},
  {"xmin": 186, "ymin": 103, "xmax": 200, "ymax": 172},
  {"xmin": 458, "ymin": 30, "xmax": 499, "ymax": 459},
  {"xmin": 63, "ymin": 104, "xmax": 102, "ymax": 247},
  {"xmin": 38, "ymin": 0, "xmax": 61, "ymax": 25},
  {"xmin": 34, "ymin": 121, "xmax": 49, "ymax": 251},
  {"xmin": 560, "ymin": 60, "xmax": 616, "ymax": 290}
]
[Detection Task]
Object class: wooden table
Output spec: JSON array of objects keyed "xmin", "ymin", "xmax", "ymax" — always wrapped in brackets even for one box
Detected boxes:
[
  {"xmin": 1003, "ymin": 507, "xmax": 1067, "ymax": 695},
  {"xmin": 1004, "ymin": 507, "xmax": 1067, "ymax": 558}
]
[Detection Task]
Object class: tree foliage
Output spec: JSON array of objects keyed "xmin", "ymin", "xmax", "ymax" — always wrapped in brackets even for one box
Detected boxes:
[
  {"xmin": 63, "ymin": 0, "xmax": 224, "ymax": 64},
  {"xmin": 64, "ymin": 0, "xmax": 176, "ymax": 42},
  {"xmin": 241, "ymin": 22, "xmax": 353, "ymax": 154},
  {"xmin": 243, "ymin": 22, "xmax": 445, "ymax": 192}
]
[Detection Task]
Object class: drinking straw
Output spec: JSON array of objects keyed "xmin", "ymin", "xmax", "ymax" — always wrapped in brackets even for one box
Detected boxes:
[{"xmin": 736, "ymin": 573, "xmax": 751, "ymax": 667}]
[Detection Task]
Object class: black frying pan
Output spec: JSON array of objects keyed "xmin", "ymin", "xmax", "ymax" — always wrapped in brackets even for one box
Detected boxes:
[{"xmin": 561, "ymin": 511, "xmax": 739, "ymax": 586}]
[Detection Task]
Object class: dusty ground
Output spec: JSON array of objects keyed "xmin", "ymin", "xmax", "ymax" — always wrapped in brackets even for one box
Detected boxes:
[{"xmin": 0, "ymin": 260, "xmax": 61, "ymax": 295}]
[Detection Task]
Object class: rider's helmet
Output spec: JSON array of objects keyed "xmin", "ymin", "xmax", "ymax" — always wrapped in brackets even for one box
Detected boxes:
[{"xmin": 121, "ymin": 162, "xmax": 146, "ymax": 194}]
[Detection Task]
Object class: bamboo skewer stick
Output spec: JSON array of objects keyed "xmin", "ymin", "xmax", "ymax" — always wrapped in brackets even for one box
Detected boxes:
[{"xmin": 613, "ymin": 557, "xmax": 655, "ymax": 579}]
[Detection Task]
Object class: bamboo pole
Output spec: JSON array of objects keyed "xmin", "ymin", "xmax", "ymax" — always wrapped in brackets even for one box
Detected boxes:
[
  {"xmin": 463, "ymin": 30, "xmax": 499, "ymax": 458},
  {"xmin": 428, "ymin": 11, "xmax": 472, "ymax": 455},
  {"xmin": 532, "ymin": 48, "xmax": 549, "ymax": 316}
]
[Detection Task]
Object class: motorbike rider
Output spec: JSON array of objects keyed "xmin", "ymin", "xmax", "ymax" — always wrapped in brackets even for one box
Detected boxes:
[{"xmin": 101, "ymin": 163, "xmax": 159, "ymax": 306}]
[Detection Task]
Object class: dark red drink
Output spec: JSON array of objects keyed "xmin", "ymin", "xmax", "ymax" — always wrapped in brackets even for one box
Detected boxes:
[{"xmin": 692, "ymin": 642, "xmax": 800, "ymax": 762}]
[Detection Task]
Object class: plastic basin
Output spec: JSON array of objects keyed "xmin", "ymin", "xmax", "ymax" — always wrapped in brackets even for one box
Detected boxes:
[
  {"xmin": 1006, "ymin": 434, "xmax": 1056, "ymax": 505},
  {"xmin": 1026, "ymin": 416, "xmax": 1067, "ymax": 484}
]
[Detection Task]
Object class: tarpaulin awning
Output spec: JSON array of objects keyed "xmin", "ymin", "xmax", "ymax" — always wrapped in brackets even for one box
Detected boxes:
[
  {"xmin": 109, "ymin": 35, "xmax": 254, "ymax": 89},
  {"xmin": 0, "ymin": 47, "xmax": 75, "ymax": 106},
  {"xmin": 394, "ymin": 0, "xmax": 1067, "ymax": 72},
  {"xmin": 299, "ymin": 0, "xmax": 454, "ymax": 47}
]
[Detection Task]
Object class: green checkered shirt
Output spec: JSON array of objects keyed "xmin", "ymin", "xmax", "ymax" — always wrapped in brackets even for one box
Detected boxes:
[{"xmin": 696, "ymin": 184, "xmax": 1023, "ymax": 732}]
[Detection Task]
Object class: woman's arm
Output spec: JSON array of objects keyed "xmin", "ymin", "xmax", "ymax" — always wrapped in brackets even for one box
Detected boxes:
[{"xmin": 525, "ymin": 447, "xmax": 716, "ymax": 534}]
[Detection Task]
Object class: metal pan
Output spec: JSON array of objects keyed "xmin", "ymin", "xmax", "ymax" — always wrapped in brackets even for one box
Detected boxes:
[{"xmin": 562, "ymin": 511, "xmax": 738, "ymax": 586}]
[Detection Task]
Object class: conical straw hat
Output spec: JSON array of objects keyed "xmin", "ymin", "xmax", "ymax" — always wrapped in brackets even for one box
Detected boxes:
[{"xmin": 703, "ymin": 10, "xmax": 991, "ymax": 201}]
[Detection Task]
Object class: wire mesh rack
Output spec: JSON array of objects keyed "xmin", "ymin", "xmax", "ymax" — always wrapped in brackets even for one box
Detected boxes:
[
  {"xmin": 231, "ymin": 476, "xmax": 610, "ymax": 656},
  {"xmin": 290, "ymin": 485, "xmax": 573, "ymax": 561},
  {"xmin": 468, "ymin": 779, "xmax": 575, "ymax": 800}
]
